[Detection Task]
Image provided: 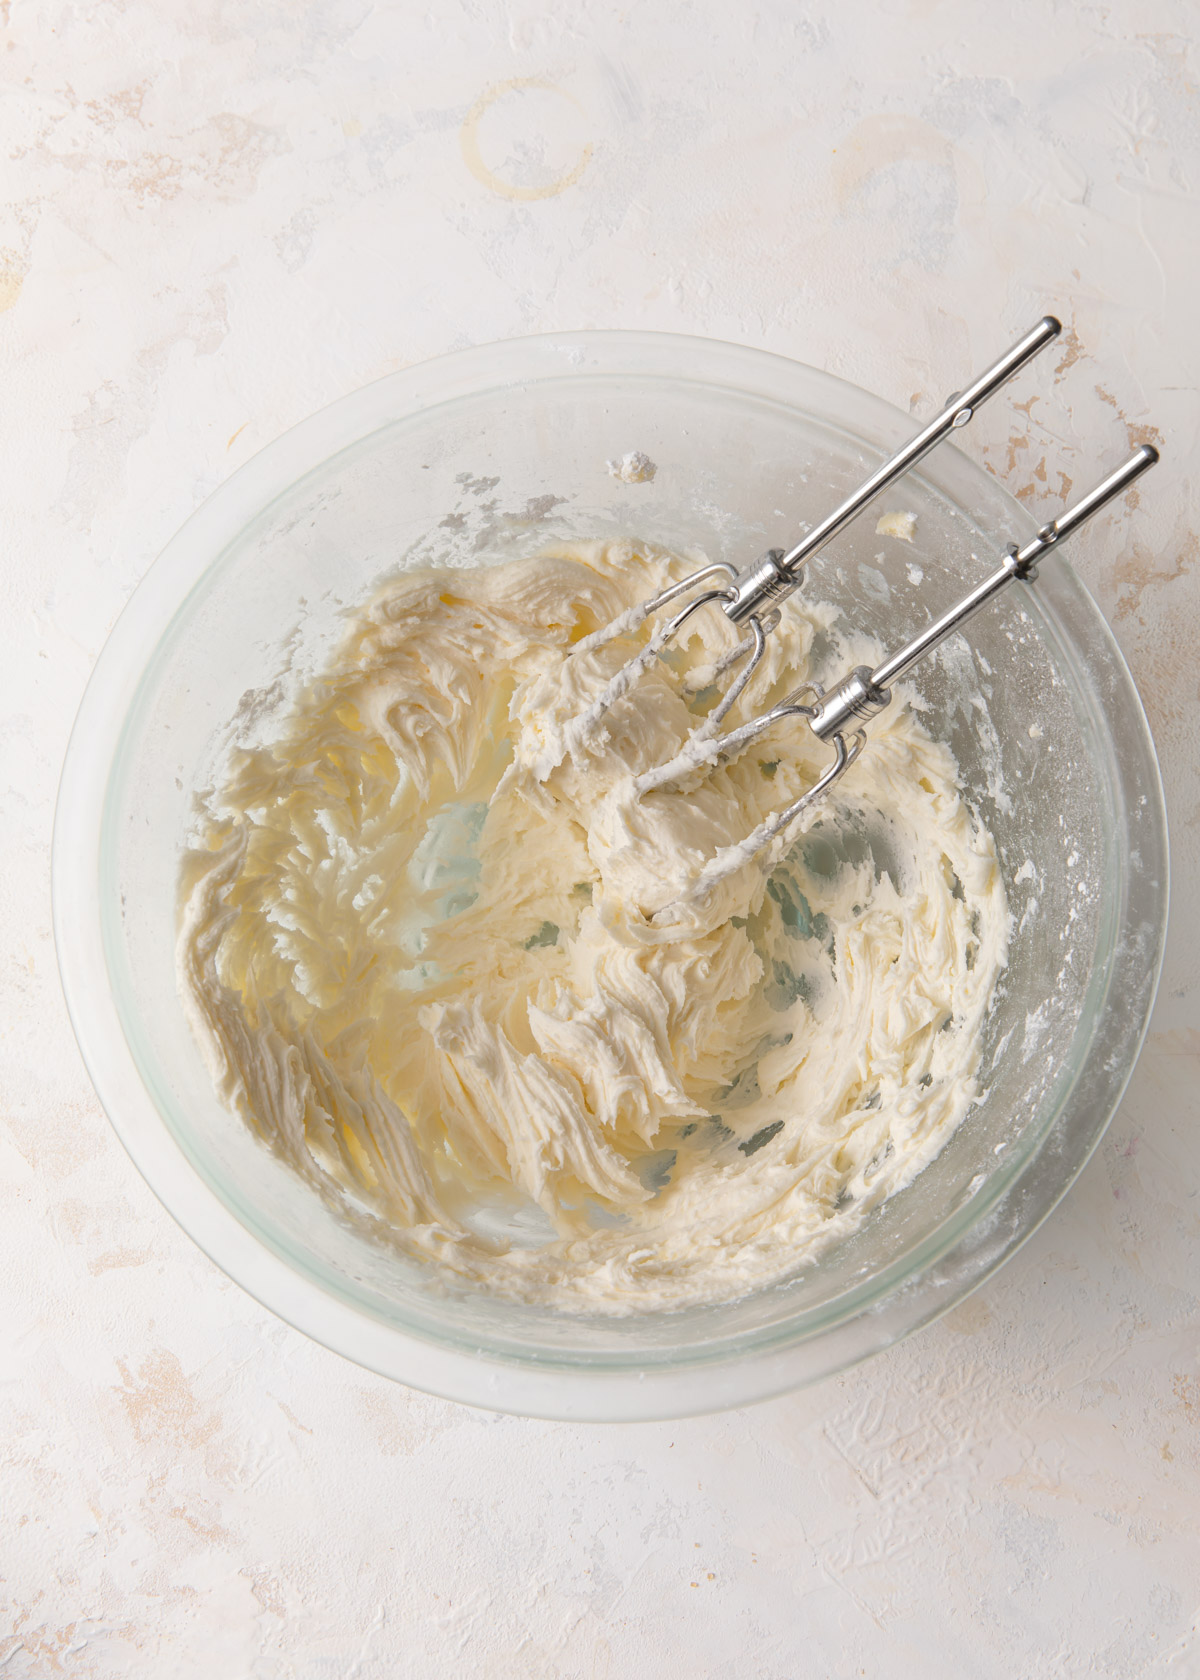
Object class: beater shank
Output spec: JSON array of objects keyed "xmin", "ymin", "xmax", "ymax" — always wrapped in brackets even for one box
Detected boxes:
[
  {"xmin": 809, "ymin": 444, "xmax": 1159, "ymax": 741},
  {"xmin": 723, "ymin": 314, "xmax": 1063, "ymax": 625}
]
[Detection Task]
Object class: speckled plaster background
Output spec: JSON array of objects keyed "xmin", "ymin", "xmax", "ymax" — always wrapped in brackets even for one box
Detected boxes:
[{"xmin": 4, "ymin": 1, "xmax": 1200, "ymax": 1674}]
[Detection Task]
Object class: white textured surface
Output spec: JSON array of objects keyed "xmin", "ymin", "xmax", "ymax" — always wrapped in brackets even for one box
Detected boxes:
[{"xmin": 3, "ymin": 2, "xmax": 1199, "ymax": 1673}]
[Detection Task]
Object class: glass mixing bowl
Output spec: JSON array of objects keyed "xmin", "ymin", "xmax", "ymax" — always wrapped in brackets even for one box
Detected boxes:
[{"xmin": 53, "ymin": 332, "xmax": 1168, "ymax": 1421}]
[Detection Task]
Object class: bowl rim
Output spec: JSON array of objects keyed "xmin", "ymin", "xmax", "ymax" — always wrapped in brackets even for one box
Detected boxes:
[{"xmin": 53, "ymin": 328, "xmax": 1170, "ymax": 1421}]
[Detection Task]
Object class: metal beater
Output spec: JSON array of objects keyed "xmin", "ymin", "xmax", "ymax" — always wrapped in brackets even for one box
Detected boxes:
[
  {"xmin": 566, "ymin": 316, "xmax": 1064, "ymax": 749},
  {"xmin": 663, "ymin": 443, "xmax": 1157, "ymax": 893},
  {"xmin": 565, "ymin": 318, "xmax": 1158, "ymax": 886}
]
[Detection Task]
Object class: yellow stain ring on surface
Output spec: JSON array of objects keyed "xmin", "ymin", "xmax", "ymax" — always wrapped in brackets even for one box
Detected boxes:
[{"xmin": 460, "ymin": 77, "xmax": 593, "ymax": 202}]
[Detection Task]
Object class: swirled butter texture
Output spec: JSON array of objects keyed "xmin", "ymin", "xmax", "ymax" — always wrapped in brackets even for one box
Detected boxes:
[{"xmin": 178, "ymin": 542, "xmax": 1007, "ymax": 1311}]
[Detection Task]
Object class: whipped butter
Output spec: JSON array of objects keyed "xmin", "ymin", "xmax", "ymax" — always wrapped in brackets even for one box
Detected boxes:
[{"xmin": 178, "ymin": 541, "xmax": 1007, "ymax": 1312}]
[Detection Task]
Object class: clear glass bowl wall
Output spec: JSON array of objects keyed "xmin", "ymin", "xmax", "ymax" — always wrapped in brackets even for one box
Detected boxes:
[{"xmin": 55, "ymin": 334, "xmax": 1166, "ymax": 1419}]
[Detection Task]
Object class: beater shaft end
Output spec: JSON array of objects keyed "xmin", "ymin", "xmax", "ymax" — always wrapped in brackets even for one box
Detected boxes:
[
  {"xmin": 723, "ymin": 548, "xmax": 801, "ymax": 624},
  {"xmin": 808, "ymin": 667, "xmax": 892, "ymax": 742}
]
